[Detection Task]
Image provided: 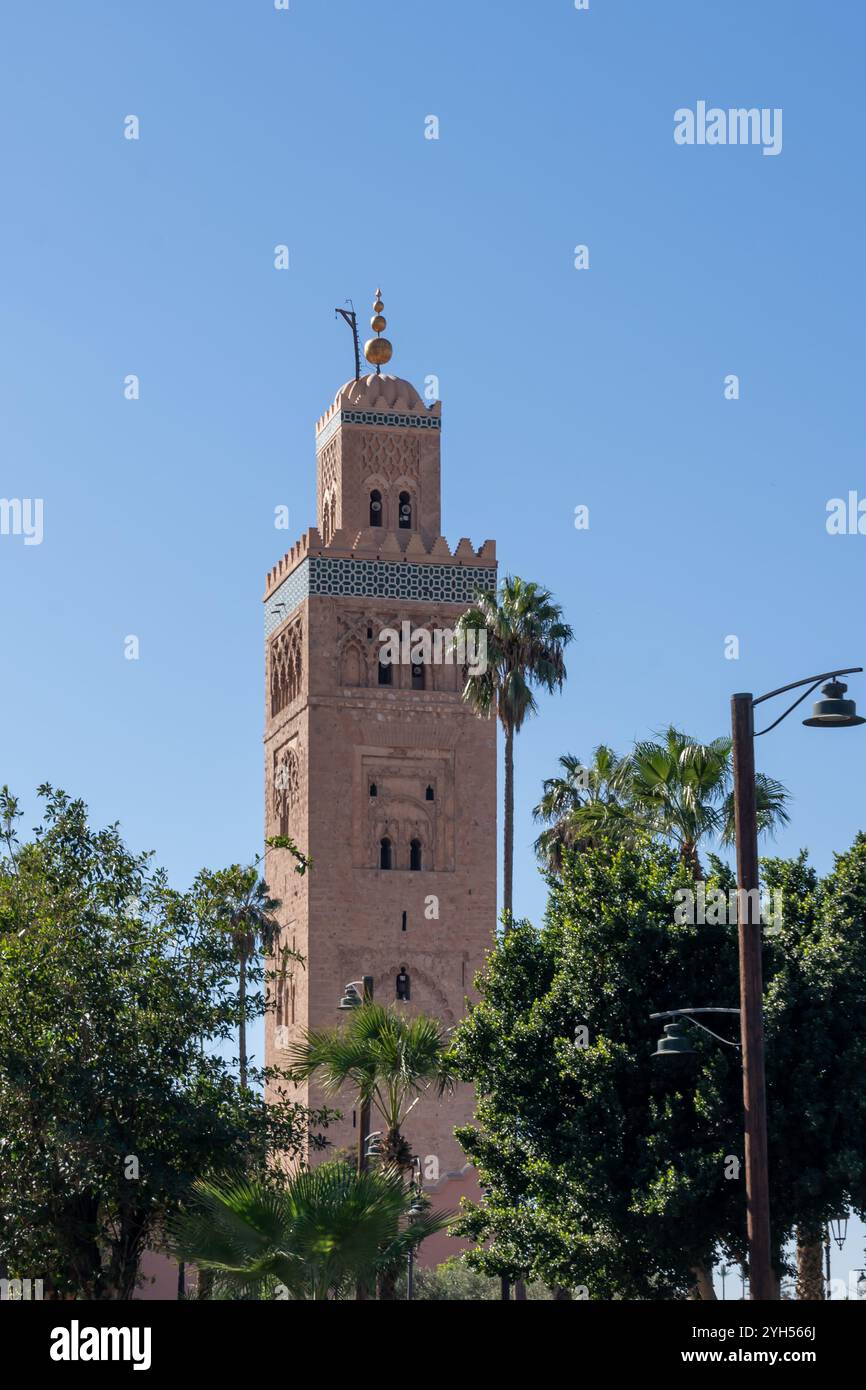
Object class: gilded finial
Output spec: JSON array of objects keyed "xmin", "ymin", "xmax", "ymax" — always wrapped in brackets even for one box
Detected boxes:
[{"xmin": 364, "ymin": 287, "xmax": 393, "ymax": 374}]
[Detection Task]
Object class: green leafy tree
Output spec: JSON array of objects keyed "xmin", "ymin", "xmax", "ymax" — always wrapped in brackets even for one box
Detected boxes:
[
  {"xmin": 456, "ymin": 576, "xmax": 572, "ymax": 923},
  {"xmin": 0, "ymin": 785, "xmax": 330, "ymax": 1299},
  {"xmin": 451, "ymin": 837, "xmax": 743, "ymax": 1297},
  {"xmin": 169, "ymin": 1161, "xmax": 449, "ymax": 1301},
  {"xmin": 409, "ymin": 1256, "xmax": 554, "ymax": 1300},
  {"xmin": 451, "ymin": 832, "xmax": 866, "ymax": 1298},
  {"xmin": 761, "ymin": 841, "xmax": 866, "ymax": 1298}
]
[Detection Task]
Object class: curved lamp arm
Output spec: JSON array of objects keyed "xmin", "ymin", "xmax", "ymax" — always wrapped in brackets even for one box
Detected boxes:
[
  {"xmin": 753, "ymin": 666, "xmax": 862, "ymax": 736},
  {"xmin": 650, "ymin": 1006, "xmax": 741, "ymax": 1049}
]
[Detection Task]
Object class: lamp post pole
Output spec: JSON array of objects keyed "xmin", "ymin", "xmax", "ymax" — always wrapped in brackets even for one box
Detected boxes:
[
  {"xmin": 357, "ymin": 975, "xmax": 374, "ymax": 1175},
  {"xmin": 729, "ymin": 666, "xmax": 863, "ymax": 1300},
  {"xmin": 731, "ymin": 692, "xmax": 773, "ymax": 1302}
]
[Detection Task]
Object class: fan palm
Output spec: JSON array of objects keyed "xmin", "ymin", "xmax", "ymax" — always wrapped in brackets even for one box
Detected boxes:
[
  {"xmin": 625, "ymin": 726, "xmax": 789, "ymax": 879},
  {"xmin": 456, "ymin": 576, "xmax": 573, "ymax": 923},
  {"xmin": 197, "ymin": 865, "xmax": 281, "ymax": 1089},
  {"xmin": 169, "ymin": 1162, "xmax": 450, "ymax": 1301},
  {"xmin": 534, "ymin": 729, "xmax": 790, "ymax": 882},
  {"xmin": 288, "ymin": 1002, "xmax": 454, "ymax": 1174},
  {"xmin": 532, "ymin": 746, "xmax": 628, "ymax": 871}
]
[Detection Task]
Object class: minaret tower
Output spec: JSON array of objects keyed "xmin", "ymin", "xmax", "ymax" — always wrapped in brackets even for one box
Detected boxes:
[{"xmin": 263, "ymin": 294, "xmax": 497, "ymax": 1238}]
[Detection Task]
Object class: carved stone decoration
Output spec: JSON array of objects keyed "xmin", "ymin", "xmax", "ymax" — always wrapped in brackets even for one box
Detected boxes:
[
  {"xmin": 270, "ymin": 620, "xmax": 303, "ymax": 716},
  {"xmin": 274, "ymin": 744, "xmax": 301, "ymax": 836},
  {"xmin": 361, "ymin": 431, "xmax": 420, "ymax": 486},
  {"xmin": 340, "ymin": 638, "xmax": 366, "ymax": 688},
  {"xmin": 318, "ymin": 436, "xmax": 339, "ymax": 497}
]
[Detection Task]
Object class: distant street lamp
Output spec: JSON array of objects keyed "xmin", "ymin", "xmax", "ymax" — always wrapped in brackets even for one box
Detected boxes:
[
  {"xmin": 651, "ymin": 1007, "xmax": 740, "ymax": 1058},
  {"xmin": 406, "ymin": 1158, "xmax": 425, "ymax": 1302},
  {"xmin": 731, "ymin": 666, "xmax": 863, "ymax": 1301},
  {"xmin": 829, "ymin": 1216, "xmax": 848, "ymax": 1251}
]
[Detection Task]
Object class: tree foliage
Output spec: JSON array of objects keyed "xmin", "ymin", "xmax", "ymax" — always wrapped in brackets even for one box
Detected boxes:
[
  {"xmin": 0, "ymin": 785, "xmax": 331, "ymax": 1299},
  {"xmin": 169, "ymin": 1161, "xmax": 450, "ymax": 1301},
  {"xmin": 450, "ymin": 833, "xmax": 866, "ymax": 1297}
]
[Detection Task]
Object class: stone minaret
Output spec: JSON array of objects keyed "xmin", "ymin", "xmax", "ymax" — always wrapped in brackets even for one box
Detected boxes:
[{"xmin": 263, "ymin": 295, "xmax": 497, "ymax": 1246}]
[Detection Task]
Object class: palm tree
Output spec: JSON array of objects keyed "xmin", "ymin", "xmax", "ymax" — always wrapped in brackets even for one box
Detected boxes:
[
  {"xmin": 198, "ymin": 865, "xmax": 281, "ymax": 1090},
  {"xmin": 532, "ymin": 746, "xmax": 627, "ymax": 871},
  {"xmin": 169, "ymin": 1162, "xmax": 449, "ymax": 1301},
  {"xmin": 456, "ymin": 576, "xmax": 573, "ymax": 924},
  {"xmin": 540, "ymin": 728, "xmax": 789, "ymax": 882},
  {"xmin": 624, "ymin": 727, "xmax": 789, "ymax": 879},
  {"xmin": 288, "ymin": 1002, "xmax": 454, "ymax": 1174}
]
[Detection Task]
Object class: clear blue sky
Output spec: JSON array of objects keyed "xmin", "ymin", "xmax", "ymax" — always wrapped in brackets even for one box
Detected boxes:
[{"xmin": 2, "ymin": 0, "xmax": 864, "ymax": 1292}]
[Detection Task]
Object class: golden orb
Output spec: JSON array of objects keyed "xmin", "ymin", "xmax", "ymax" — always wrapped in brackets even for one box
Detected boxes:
[
  {"xmin": 370, "ymin": 314, "xmax": 387, "ymax": 333},
  {"xmin": 364, "ymin": 336, "xmax": 393, "ymax": 366},
  {"xmin": 373, "ymin": 298, "xmax": 385, "ymax": 314}
]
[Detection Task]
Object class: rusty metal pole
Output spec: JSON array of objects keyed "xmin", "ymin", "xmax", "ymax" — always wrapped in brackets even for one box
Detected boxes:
[
  {"xmin": 731, "ymin": 693, "xmax": 774, "ymax": 1301},
  {"xmin": 357, "ymin": 975, "xmax": 374, "ymax": 1175},
  {"xmin": 355, "ymin": 974, "xmax": 374, "ymax": 1301}
]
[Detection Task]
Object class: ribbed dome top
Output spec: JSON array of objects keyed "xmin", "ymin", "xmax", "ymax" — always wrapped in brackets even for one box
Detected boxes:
[{"xmin": 332, "ymin": 373, "xmax": 430, "ymax": 414}]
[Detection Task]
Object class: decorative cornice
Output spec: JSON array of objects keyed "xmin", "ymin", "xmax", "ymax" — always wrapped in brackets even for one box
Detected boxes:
[
  {"xmin": 316, "ymin": 409, "xmax": 441, "ymax": 450},
  {"xmin": 265, "ymin": 555, "xmax": 497, "ymax": 636},
  {"xmin": 265, "ymin": 528, "xmax": 496, "ymax": 599}
]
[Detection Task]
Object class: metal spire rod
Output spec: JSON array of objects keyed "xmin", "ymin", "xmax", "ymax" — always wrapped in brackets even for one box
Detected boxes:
[{"xmin": 335, "ymin": 301, "xmax": 361, "ymax": 381}]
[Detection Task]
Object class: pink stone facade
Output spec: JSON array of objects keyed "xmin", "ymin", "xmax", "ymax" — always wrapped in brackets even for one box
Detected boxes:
[{"xmin": 264, "ymin": 372, "xmax": 498, "ymax": 1257}]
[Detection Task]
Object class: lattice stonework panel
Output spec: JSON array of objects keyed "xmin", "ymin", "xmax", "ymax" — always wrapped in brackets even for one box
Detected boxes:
[
  {"xmin": 270, "ymin": 619, "xmax": 303, "ymax": 716},
  {"xmin": 265, "ymin": 559, "xmax": 496, "ymax": 634},
  {"xmin": 360, "ymin": 431, "xmax": 420, "ymax": 485},
  {"xmin": 319, "ymin": 437, "xmax": 339, "ymax": 495},
  {"xmin": 273, "ymin": 743, "xmax": 301, "ymax": 837}
]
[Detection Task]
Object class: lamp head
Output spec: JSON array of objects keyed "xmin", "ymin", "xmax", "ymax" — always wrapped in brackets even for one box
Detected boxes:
[
  {"xmin": 803, "ymin": 679, "xmax": 866, "ymax": 728},
  {"xmin": 651, "ymin": 1021, "xmax": 695, "ymax": 1059},
  {"xmin": 338, "ymin": 983, "xmax": 362, "ymax": 1010}
]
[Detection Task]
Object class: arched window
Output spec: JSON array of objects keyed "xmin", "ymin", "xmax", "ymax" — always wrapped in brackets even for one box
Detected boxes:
[
  {"xmin": 411, "ymin": 662, "xmax": 425, "ymax": 690},
  {"xmin": 378, "ymin": 661, "xmax": 392, "ymax": 686},
  {"xmin": 398, "ymin": 491, "xmax": 412, "ymax": 529},
  {"xmin": 425, "ymin": 785, "xmax": 435, "ymax": 801},
  {"xmin": 369, "ymin": 783, "xmax": 377, "ymax": 797},
  {"xmin": 369, "ymin": 490, "xmax": 383, "ymax": 527},
  {"xmin": 410, "ymin": 839, "xmax": 422, "ymax": 871},
  {"xmin": 380, "ymin": 837, "xmax": 392, "ymax": 871}
]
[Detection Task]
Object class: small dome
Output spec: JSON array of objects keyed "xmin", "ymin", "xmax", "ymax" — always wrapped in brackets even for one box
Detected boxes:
[{"xmin": 333, "ymin": 373, "xmax": 429, "ymax": 415}]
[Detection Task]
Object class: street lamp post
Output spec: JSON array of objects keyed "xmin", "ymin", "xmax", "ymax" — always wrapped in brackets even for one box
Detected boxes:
[
  {"xmin": 338, "ymin": 975, "xmax": 374, "ymax": 1174},
  {"xmin": 406, "ymin": 1158, "xmax": 424, "ymax": 1301},
  {"xmin": 730, "ymin": 667, "xmax": 863, "ymax": 1302},
  {"xmin": 338, "ymin": 976, "xmax": 375, "ymax": 1303}
]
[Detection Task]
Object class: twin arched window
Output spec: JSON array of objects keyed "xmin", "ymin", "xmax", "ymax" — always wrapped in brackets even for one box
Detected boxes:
[
  {"xmin": 368, "ymin": 489, "xmax": 413, "ymax": 530},
  {"xmin": 379, "ymin": 837, "xmax": 423, "ymax": 871}
]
